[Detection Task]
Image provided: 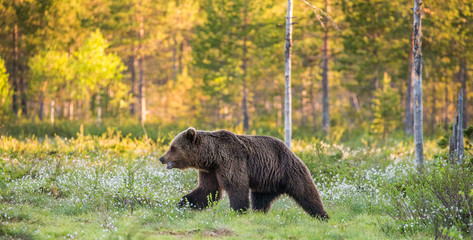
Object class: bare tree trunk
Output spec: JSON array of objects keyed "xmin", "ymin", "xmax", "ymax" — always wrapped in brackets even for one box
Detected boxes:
[
  {"xmin": 179, "ymin": 41, "xmax": 184, "ymax": 74},
  {"xmin": 444, "ymin": 72, "xmax": 449, "ymax": 131},
  {"xmin": 431, "ymin": 76, "xmax": 437, "ymax": 134},
  {"xmin": 350, "ymin": 93, "xmax": 360, "ymax": 112},
  {"xmin": 413, "ymin": 0, "xmax": 424, "ymax": 168},
  {"xmin": 373, "ymin": 61, "xmax": 379, "ymax": 90},
  {"xmin": 35, "ymin": 80, "xmax": 48, "ymax": 121},
  {"xmin": 300, "ymin": 82, "xmax": 305, "ymax": 127},
  {"xmin": 97, "ymin": 94, "xmax": 102, "ymax": 125},
  {"xmin": 242, "ymin": 78, "xmax": 249, "ymax": 131},
  {"xmin": 449, "ymin": 90, "xmax": 465, "ymax": 164},
  {"xmin": 129, "ymin": 55, "xmax": 136, "ymax": 116},
  {"xmin": 405, "ymin": 32, "xmax": 414, "ymax": 135},
  {"xmin": 50, "ymin": 99, "xmax": 55, "ymax": 124},
  {"xmin": 12, "ymin": 23, "xmax": 19, "ymax": 116},
  {"xmin": 460, "ymin": 58, "xmax": 467, "ymax": 128},
  {"xmin": 63, "ymin": 102, "xmax": 67, "ymax": 119},
  {"xmin": 242, "ymin": 8, "xmax": 249, "ymax": 132},
  {"xmin": 321, "ymin": 0, "xmax": 330, "ymax": 135},
  {"xmin": 69, "ymin": 101, "xmax": 74, "ymax": 121},
  {"xmin": 39, "ymin": 99, "xmax": 44, "ymax": 121},
  {"xmin": 457, "ymin": 90, "xmax": 464, "ymax": 163},
  {"xmin": 85, "ymin": 97, "xmax": 90, "ymax": 121},
  {"xmin": 138, "ymin": 2, "xmax": 146, "ymax": 123},
  {"xmin": 172, "ymin": 36, "xmax": 178, "ymax": 81},
  {"xmin": 76, "ymin": 101, "xmax": 81, "ymax": 119},
  {"xmin": 309, "ymin": 73, "xmax": 317, "ymax": 131},
  {"xmin": 20, "ymin": 74, "xmax": 27, "ymax": 117},
  {"xmin": 279, "ymin": 93, "xmax": 284, "ymax": 128},
  {"xmin": 284, "ymin": 0, "xmax": 293, "ymax": 148},
  {"xmin": 13, "ymin": 22, "xmax": 27, "ymax": 117}
]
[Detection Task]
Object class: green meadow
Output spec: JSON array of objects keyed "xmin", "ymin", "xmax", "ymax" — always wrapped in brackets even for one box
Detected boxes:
[{"xmin": 2, "ymin": 124, "xmax": 471, "ymax": 239}]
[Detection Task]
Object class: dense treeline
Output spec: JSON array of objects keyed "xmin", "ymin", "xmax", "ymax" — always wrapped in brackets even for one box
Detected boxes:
[{"xmin": 0, "ymin": 0, "xmax": 471, "ymax": 136}]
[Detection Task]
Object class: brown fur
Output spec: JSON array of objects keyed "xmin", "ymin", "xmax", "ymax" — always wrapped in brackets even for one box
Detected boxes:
[{"xmin": 159, "ymin": 127, "xmax": 329, "ymax": 219}]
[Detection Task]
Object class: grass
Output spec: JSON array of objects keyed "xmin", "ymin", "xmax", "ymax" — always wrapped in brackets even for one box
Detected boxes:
[{"xmin": 0, "ymin": 127, "xmax": 454, "ymax": 239}]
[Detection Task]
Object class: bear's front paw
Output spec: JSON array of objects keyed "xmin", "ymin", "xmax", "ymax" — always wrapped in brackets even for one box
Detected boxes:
[{"xmin": 177, "ymin": 196, "xmax": 204, "ymax": 209}]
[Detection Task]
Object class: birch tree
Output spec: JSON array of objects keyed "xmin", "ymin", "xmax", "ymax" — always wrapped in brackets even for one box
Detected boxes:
[
  {"xmin": 321, "ymin": 0, "xmax": 330, "ymax": 135},
  {"xmin": 405, "ymin": 33, "xmax": 414, "ymax": 136},
  {"xmin": 413, "ymin": 0, "xmax": 424, "ymax": 167},
  {"xmin": 137, "ymin": 0, "xmax": 146, "ymax": 123},
  {"xmin": 284, "ymin": 0, "xmax": 293, "ymax": 148}
]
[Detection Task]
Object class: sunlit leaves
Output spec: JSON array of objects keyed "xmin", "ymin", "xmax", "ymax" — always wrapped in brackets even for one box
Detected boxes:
[
  {"xmin": 0, "ymin": 58, "xmax": 10, "ymax": 116},
  {"xmin": 371, "ymin": 73, "xmax": 402, "ymax": 138},
  {"xmin": 28, "ymin": 30, "xmax": 127, "ymax": 109}
]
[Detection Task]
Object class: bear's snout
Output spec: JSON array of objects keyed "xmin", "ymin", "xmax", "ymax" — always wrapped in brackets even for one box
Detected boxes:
[{"xmin": 159, "ymin": 157, "xmax": 165, "ymax": 164}]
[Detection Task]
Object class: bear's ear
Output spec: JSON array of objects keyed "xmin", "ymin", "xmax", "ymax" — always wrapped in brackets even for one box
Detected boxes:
[{"xmin": 186, "ymin": 127, "xmax": 197, "ymax": 144}]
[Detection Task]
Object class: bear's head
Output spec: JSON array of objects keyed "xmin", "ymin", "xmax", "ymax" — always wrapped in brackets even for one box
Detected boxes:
[{"xmin": 159, "ymin": 127, "xmax": 200, "ymax": 170}]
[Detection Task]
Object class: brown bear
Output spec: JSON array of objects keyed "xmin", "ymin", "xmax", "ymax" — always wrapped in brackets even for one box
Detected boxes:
[{"xmin": 159, "ymin": 127, "xmax": 329, "ymax": 219}]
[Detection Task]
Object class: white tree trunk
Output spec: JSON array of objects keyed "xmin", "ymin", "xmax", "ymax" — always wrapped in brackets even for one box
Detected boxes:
[
  {"xmin": 448, "ymin": 90, "xmax": 465, "ymax": 164},
  {"xmin": 405, "ymin": 33, "xmax": 414, "ymax": 136},
  {"xmin": 456, "ymin": 90, "xmax": 464, "ymax": 163},
  {"xmin": 413, "ymin": 0, "xmax": 424, "ymax": 168},
  {"xmin": 50, "ymin": 99, "xmax": 55, "ymax": 124},
  {"xmin": 284, "ymin": 0, "xmax": 293, "ymax": 148},
  {"xmin": 69, "ymin": 101, "xmax": 74, "ymax": 121},
  {"xmin": 321, "ymin": 0, "xmax": 330, "ymax": 135},
  {"xmin": 138, "ymin": 0, "xmax": 146, "ymax": 123}
]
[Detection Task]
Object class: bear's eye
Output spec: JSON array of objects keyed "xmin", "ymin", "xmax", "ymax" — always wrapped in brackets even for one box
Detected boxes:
[{"xmin": 170, "ymin": 146, "xmax": 176, "ymax": 152}]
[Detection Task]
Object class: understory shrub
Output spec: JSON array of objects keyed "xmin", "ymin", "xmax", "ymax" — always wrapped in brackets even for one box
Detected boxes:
[{"xmin": 386, "ymin": 156, "xmax": 473, "ymax": 239}]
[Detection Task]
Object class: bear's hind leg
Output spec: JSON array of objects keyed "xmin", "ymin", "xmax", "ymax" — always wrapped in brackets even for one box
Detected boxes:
[
  {"xmin": 251, "ymin": 192, "xmax": 280, "ymax": 213},
  {"xmin": 227, "ymin": 189, "xmax": 250, "ymax": 213},
  {"xmin": 287, "ymin": 183, "xmax": 329, "ymax": 220},
  {"xmin": 178, "ymin": 171, "xmax": 222, "ymax": 209}
]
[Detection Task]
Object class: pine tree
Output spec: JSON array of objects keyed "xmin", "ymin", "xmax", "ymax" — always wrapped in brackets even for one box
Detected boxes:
[
  {"xmin": 371, "ymin": 73, "xmax": 401, "ymax": 139},
  {"xmin": 193, "ymin": 0, "xmax": 254, "ymax": 129}
]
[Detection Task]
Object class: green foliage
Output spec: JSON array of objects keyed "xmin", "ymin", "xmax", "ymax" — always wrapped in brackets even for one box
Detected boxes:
[
  {"xmin": 465, "ymin": 126, "xmax": 473, "ymax": 140},
  {"xmin": 74, "ymin": 30, "xmax": 127, "ymax": 97},
  {"xmin": 339, "ymin": 0, "xmax": 410, "ymax": 102},
  {"xmin": 385, "ymin": 157, "xmax": 473, "ymax": 238},
  {"xmin": 437, "ymin": 135, "xmax": 449, "ymax": 149},
  {"xmin": 0, "ymin": 58, "xmax": 10, "ymax": 117},
  {"xmin": 28, "ymin": 30, "xmax": 128, "ymax": 118},
  {"xmin": 28, "ymin": 50, "xmax": 71, "ymax": 97},
  {"xmin": 370, "ymin": 73, "xmax": 402, "ymax": 139},
  {"xmin": 192, "ymin": 0, "xmax": 248, "ymax": 114}
]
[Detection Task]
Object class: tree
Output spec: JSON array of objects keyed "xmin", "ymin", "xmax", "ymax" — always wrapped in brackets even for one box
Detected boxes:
[
  {"xmin": 404, "ymin": 33, "xmax": 414, "ymax": 135},
  {"xmin": 193, "ymin": 0, "xmax": 254, "ymax": 130},
  {"xmin": 28, "ymin": 50, "xmax": 71, "ymax": 123},
  {"xmin": 321, "ymin": 0, "xmax": 330, "ymax": 135},
  {"xmin": 284, "ymin": 0, "xmax": 293, "ymax": 148},
  {"xmin": 0, "ymin": 57, "xmax": 10, "ymax": 118},
  {"xmin": 74, "ymin": 30, "xmax": 127, "ymax": 123},
  {"xmin": 413, "ymin": 0, "xmax": 424, "ymax": 167},
  {"xmin": 28, "ymin": 30, "xmax": 127, "ymax": 123},
  {"xmin": 339, "ymin": 0, "xmax": 410, "ymax": 112},
  {"xmin": 371, "ymin": 73, "xmax": 402, "ymax": 139}
]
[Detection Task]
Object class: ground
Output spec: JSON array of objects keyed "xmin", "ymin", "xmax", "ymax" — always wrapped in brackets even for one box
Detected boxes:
[{"xmin": 0, "ymin": 131, "xmax": 438, "ymax": 239}]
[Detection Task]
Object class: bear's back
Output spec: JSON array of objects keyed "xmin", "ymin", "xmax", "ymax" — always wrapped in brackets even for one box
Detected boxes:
[{"xmin": 236, "ymin": 134, "xmax": 301, "ymax": 192}]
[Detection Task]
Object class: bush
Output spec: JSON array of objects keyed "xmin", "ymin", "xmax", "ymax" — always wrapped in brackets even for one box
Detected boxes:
[{"xmin": 385, "ymin": 156, "xmax": 473, "ymax": 238}]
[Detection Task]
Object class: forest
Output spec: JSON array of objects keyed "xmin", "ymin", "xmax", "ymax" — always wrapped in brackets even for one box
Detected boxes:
[
  {"xmin": 0, "ymin": 0, "xmax": 470, "ymax": 135},
  {"xmin": 1, "ymin": 0, "xmax": 473, "ymax": 239}
]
